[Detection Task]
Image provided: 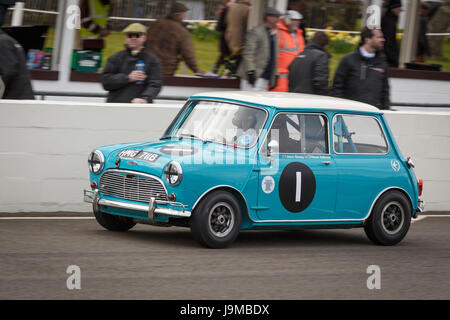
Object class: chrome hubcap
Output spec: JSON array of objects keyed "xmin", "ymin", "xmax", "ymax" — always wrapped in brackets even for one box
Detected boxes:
[
  {"xmin": 208, "ymin": 202, "xmax": 234, "ymax": 238},
  {"xmin": 381, "ymin": 201, "xmax": 405, "ymax": 235}
]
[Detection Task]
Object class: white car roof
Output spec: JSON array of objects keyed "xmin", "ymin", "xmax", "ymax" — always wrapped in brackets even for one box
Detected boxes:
[{"xmin": 190, "ymin": 91, "xmax": 381, "ymax": 113}]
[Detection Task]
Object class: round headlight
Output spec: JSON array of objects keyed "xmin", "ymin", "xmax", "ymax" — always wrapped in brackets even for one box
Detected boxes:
[
  {"xmin": 88, "ymin": 150, "xmax": 104, "ymax": 174},
  {"xmin": 164, "ymin": 161, "xmax": 183, "ymax": 186}
]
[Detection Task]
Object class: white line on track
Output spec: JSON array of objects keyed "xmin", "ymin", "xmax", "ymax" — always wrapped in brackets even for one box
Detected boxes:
[
  {"xmin": 421, "ymin": 215, "xmax": 450, "ymax": 218},
  {"xmin": 411, "ymin": 216, "xmax": 427, "ymax": 223}
]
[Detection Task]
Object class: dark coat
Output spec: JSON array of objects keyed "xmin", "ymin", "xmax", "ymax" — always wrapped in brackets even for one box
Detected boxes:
[
  {"xmin": 381, "ymin": 10, "xmax": 399, "ymax": 68},
  {"xmin": 288, "ymin": 42, "xmax": 330, "ymax": 95},
  {"xmin": 0, "ymin": 1, "xmax": 16, "ymax": 5},
  {"xmin": 101, "ymin": 46, "xmax": 162, "ymax": 103},
  {"xmin": 417, "ymin": 13, "xmax": 431, "ymax": 57},
  {"xmin": 0, "ymin": 30, "xmax": 34, "ymax": 99},
  {"xmin": 332, "ymin": 47, "xmax": 390, "ymax": 110},
  {"xmin": 216, "ymin": 4, "xmax": 230, "ymax": 57},
  {"xmin": 147, "ymin": 17, "xmax": 200, "ymax": 76}
]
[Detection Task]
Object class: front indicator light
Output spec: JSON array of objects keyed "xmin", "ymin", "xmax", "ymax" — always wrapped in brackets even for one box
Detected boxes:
[{"xmin": 168, "ymin": 193, "xmax": 176, "ymax": 201}]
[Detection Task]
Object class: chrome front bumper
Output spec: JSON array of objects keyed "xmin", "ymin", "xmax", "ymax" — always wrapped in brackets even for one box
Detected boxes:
[{"xmin": 84, "ymin": 189, "xmax": 191, "ymax": 223}]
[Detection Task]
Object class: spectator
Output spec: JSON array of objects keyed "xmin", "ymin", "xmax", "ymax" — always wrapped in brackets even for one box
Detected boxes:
[
  {"xmin": 79, "ymin": 0, "xmax": 111, "ymax": 51},
  {"xmin": 101, "ymin": 23, "xmax": 162, "ymax": 104},
  {"xmin": 212, "ymin": 0, "xmax": 235, "ymax": 75},
  {"xmin": 332, "ymin": 27, "xmax": 390, "ymax": 110},
  {"xmin": 381, "ymin": 0, "xmax": 402, "ymax": 68},
  {"xmin": 415, "ymin": 2, "xmax": 435, "ymax": 62},
  {"xmin": 0, "ymin": 0, "xmax": 15, "ymax": 26},
  {"xmin": 287, "ymin": 0, "xmax": 308, "ymax": 43},
  {"xmin": 428, "ymin": 0, "xmax": 449, "ymax": 58},
  {"xmin": 225, "ymin": 0, "xmax": 251, "ymax": 58},
  {"xmin": 147, "ymin": 2, "xmax": 204, "ymax": 76},
  {"xmin": 237, "ymin": 7, "xmax": 281, "ymax": 91},
  {"xmin": 288, "ymin": 31, "xmax": 330, "ymax": 95},
  {"xmin": 271, "ymin": 10, "xmax": 305, "ymax": 92},
  {"xmin": 0, "ymin": 29, "xmax": 34, "ymax": 99}
]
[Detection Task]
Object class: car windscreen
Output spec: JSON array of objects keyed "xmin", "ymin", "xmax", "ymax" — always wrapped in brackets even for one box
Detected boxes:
[{"xmin": 171, "ymin": 100, "xmax": 267, "ymax": 148}]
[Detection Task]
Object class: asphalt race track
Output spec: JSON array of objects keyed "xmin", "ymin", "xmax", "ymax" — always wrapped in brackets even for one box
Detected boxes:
[{"xmin": 0, "ymin": 212, "xmax": 449, "ymax": 300}]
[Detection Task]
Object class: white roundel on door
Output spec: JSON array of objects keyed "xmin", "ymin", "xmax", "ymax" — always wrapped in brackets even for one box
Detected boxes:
[{"xmin": 262, "ymin": 176, "xmax": 275, "ymax": 194}]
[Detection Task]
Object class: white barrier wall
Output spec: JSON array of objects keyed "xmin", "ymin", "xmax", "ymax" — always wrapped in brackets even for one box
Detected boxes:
[
  {"xmin": 0, "ymin": 100, "xmax": 182, "ymax": 212},
  {"xmin": 384, "ymin": 111, "xmax": 450, "ymax": 211},
  {"xmin": 389, "ymin": 78, "xmax": 450, "ymax": 105},
  {"xmin": 0, "ymin": 100, "xmax": 449, "ymax": 212}
]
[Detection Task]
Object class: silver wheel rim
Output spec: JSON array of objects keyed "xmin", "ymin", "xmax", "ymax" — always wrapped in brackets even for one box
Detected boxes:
[
  {"xmin": 208, "ymin": 202, "xmax": 234, "ymax": 238},
  {"xmin": 381, "ymin": 201, "xmax": 405, "ymax": 235}
]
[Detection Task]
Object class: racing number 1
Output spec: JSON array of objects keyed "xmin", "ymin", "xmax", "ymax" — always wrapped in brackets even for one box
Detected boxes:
[{"xmin": 295, "ymin": 172, "xmax": 301, "ymax": 203}]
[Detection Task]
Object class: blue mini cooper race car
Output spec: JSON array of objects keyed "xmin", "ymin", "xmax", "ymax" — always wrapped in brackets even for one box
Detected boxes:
[{"xmin": 84, "ymin": 91, "xmax": 423, "ymax": 248}]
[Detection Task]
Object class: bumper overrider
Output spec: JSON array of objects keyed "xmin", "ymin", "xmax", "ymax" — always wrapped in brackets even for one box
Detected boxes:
[
  {"xmin": 417, "ymin": 198, "xmax": 425, "ymax": 213},
  {"xmin": 84, "ymin": 189, "xmax": 191, "ymax": 223}
]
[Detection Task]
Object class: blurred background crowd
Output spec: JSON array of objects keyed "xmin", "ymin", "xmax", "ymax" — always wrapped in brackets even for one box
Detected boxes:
[{"xmin": 0, "ymin": 0, "xmax": 449, "ymax": 106}]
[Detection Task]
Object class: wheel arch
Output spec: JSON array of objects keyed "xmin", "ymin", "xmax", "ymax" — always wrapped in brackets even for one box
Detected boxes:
[
  {"xmin": 365, "ymin": 187, "xmax": 415, "ymax": 222},
  {"xmin": 192, "ymin": 186, "xmax": 252, "ymax": 228}
]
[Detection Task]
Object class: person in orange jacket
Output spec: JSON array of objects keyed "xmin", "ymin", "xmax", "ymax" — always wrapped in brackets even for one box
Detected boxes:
[{"xmin": 270, "ymin": 10, "xmax": 305, "ymax": 92}]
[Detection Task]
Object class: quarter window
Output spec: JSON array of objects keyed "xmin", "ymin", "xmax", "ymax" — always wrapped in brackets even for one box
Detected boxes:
[
  {"xmin": 265, "ymin": 113, "xmax": 328, "ymax": 154},
  {"xmin": 332, "ymin": 115, "xmax": 388, "ymax": 154}
]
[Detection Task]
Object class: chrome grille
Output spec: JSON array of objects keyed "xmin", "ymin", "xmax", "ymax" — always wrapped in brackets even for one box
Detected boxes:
[{"xmin": 99, "ymin": 170, "xmax": 168, "ymax": 203}]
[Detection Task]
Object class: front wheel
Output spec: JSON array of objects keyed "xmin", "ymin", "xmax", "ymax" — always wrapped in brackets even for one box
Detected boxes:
[
  {"xmin": 190, "ymin": 191, "xmax": 242, "ymax": 248},
  {"xmin": 364, "ymin": 191, "xmax": 411, "ymax": 245}
]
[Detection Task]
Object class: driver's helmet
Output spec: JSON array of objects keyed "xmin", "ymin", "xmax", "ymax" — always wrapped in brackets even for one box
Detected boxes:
[{"xmin": 232, "ymin": 107, "xmax": 257, "ymax": 129}]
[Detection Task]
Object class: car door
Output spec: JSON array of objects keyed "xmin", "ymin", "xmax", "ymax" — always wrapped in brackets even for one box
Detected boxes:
[
  {"xmin": 331, "ymin": 113, "xmax": 392, "ymax": 220},
  {"xmin": 256, "ymin": 112, "xmax": 337, "ymax": 222}
]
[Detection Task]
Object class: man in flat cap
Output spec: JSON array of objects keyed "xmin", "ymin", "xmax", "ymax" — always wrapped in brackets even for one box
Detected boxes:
[
  {"xmin": 101, "ymin": 23, "xmax": 162, "ymax": 103},
  {"xmin": 147, "ymin": 2, "xmax": 204, "ymax": 76},
  {"xmin": 238, "ymin": 7, "xmax": 281, "ymax": 91}
]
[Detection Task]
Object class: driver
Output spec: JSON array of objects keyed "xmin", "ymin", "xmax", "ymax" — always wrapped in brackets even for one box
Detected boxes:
[{"xmin": 232, "ymin": 108, "xmax": 258, "ymax": 146}]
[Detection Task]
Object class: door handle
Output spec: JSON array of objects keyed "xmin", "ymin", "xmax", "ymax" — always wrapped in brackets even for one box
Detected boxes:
[{"xmin": 322, "ymin": 161, "xmax": 331, "ymax": 165}]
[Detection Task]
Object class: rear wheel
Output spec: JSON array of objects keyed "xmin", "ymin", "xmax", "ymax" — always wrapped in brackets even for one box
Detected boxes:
[
  {"xmin": 190, "ymin": 191, "xmax": 242, "ymax": 248},
  {"xmin": 364, "ymin": 191, "xmax": 411, "ymax": 245},
  {"xmin": 94, "ymin": 209, "xmax": 136, "ymax": 232}
]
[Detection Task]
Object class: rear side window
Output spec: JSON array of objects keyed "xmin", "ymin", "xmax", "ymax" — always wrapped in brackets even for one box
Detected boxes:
[{"xmin": 332, "ymin": 115, "xmax": 388, "ymax": 154}]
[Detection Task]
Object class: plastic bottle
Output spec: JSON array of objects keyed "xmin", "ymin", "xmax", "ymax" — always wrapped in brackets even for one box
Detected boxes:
[
  {"xmin": 26, "ymin": 50, "xmax": 37, "ymax": 70},
  {"xmin": 135, "ymin": 60, "xmax": 145, "ymax": 85}
]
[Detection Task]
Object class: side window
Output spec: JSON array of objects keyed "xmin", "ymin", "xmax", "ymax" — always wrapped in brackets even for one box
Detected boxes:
[
  {"xmin": 266, "ymin": 113, "xmax": 328, "ymax": 154},
  {"xmin": 333, "ymin": 115, "xmax": 388, "ymax": 154}
]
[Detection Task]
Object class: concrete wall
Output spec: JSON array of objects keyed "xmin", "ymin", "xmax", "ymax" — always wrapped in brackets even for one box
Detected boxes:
[
  {"xmin": 384, "ymin": 111, "xmax": 450, "ymax": 211},
  {"xmin": 389, "ymin": 78, "xmax": 450, "ymax": 105},
  {"xmin": 0, "ymin": 100, "xmax": 449, "ymax": 213}
]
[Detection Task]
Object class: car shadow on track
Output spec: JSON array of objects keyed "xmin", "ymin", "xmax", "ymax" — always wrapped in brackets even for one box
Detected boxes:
[
  {"xmin": 89, "ymin": 225, "xmax": 372, "ymax": 248},
  {"xmin": 235, "ymin": 229, "xmax": 372, "ymax": 248}
]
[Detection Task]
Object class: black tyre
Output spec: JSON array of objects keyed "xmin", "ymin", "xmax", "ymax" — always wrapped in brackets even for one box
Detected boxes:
[
  {"xmin": 364, "ymin": 191, "xmax": 411, "ymax": 245},
  {"xmin": 190, "ymin": 191, "xmax": 242, "ymax": 248},
  {"xmin": 94, "ymin": 209, "xmax": 136, "ymax": 232}
]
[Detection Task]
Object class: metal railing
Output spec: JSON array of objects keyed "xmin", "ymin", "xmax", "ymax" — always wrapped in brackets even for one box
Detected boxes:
[{"xmin": 34, "ymin": 91, "xmax": 188, "ymax": 101}]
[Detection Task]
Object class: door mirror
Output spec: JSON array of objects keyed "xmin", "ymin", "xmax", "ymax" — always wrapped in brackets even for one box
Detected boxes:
[{"xmin": 406, "ymin": 157, "xmax": 415, "ymax": 168}]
